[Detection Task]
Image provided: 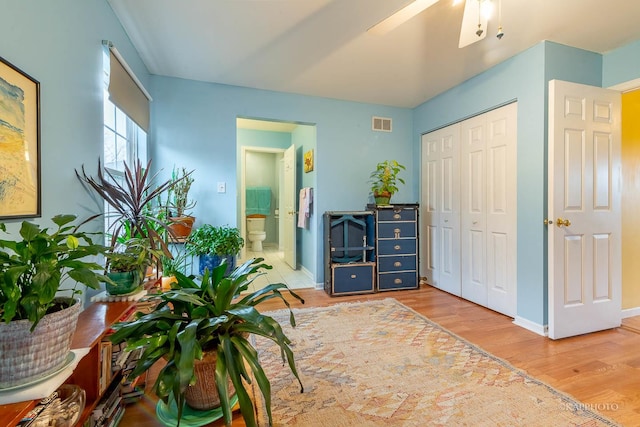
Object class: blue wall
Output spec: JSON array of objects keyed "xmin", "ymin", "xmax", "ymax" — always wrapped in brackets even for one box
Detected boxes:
[
  {"xmin": 150, "ymin": 75, "xmax": 413, "ymax": 281},
  {"xmin": 293, "ymin": 125, "xmax": 318, "ymax": 279},
  {"xmin": 0, "ymin": 1, "xmax": 148, "ymax": 230},
  {"xmin": 604, "ymin": 40, "xmax": 640, "ymax": 88},
  {"xmin": 0, "ymin": 0, "xmax": 150, "ymax": 302}
]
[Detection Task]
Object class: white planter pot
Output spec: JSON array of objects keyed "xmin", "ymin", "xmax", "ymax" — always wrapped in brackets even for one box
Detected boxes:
[{"xmin": 0, "ymin": 297, "xmax": 81, "ymax": 388}]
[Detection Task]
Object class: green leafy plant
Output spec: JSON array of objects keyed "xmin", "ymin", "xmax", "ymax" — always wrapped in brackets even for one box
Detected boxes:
[
  {"xmin": 108, "ymin": 258, "xmax": 304, "ymax": 426},
  {"xmin": 76, "ymin": 158, "xmax": 182, "ymax": 257},
  {"xmin": 369, "ymin": 160, "xmax": 406, "ymax": 197},
  {"xmin": 185, "ymin": 224, "xmax": 244, "ymax": 257},
  {"xmin": 106, "ymin": 237, "xmax": 162, "ymax": 273},
  {"xmin": 0, "ymin": 215, "xmax": 110, "ymax": 330},
  {"xmin": 167, "ymin": 166, "xmax": 196, "ymax": 217},
  {"xmin": 160, "ymin": 250, "xmax": 188, "ymax": 277}
]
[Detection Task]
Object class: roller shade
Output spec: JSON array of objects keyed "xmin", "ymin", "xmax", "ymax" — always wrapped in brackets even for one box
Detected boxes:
[{"xmin": 104, "ymin": 42, "xmax": 151, "ymax": 131}]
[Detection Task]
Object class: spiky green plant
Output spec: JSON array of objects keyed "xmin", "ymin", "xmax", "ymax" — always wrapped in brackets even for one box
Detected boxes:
[{"xmin": 108, "ymin": 258, "xmax": 304, "ymax": 426}]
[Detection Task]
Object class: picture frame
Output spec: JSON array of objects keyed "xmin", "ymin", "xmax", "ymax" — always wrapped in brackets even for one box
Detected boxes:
[
  {"xmin": 0, "ymin": 55, "xmax": 40, "ymax": 219},
  {"xmin": 304, "ymin": 149, "xmax": 314, "ymax": 173}
]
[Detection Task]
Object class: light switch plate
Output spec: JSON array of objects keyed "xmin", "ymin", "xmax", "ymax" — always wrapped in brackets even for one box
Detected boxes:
[{"xmin": 217, "ymin": 182, "xmax": 226, "ymax": 193}]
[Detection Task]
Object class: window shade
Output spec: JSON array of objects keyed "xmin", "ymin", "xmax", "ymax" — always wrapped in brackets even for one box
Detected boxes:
[{"xmin": 107, "ymin": 47, "xmax": 151, "ymax": 132}]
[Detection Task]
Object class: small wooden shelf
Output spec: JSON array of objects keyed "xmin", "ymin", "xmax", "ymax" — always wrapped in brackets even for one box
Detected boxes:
[{"xmin": 0, "ymin": 401, "xmax": 36, "ymax": 427}]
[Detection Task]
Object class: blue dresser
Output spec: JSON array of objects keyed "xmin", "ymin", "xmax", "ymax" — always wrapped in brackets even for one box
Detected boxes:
[{"xmin": 371, "ymin": 204, "xmax": 419, "ymax": 291}]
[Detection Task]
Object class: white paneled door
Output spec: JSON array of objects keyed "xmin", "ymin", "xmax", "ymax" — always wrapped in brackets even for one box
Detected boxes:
[
  {"xmin": 421, "ymin": 124, "xmax": 461, "ymax": 295},
  {"xmin": 283, "ymin": 144, "xmax": 297, "ymax": 270},
  {"xmin": 421, "ymin": 102, "xmax": 517, "ymax": 317},
  {"xmin": 548, "ymin": 80, "xmax": 621, "ymax": 339},
  {"xmin": 460, "ymin": 103, "xmax": 517, "ymax": 316}
]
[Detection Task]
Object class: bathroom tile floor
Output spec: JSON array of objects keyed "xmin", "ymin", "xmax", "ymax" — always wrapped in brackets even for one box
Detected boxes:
[{"xmin": 239, "ymin": 245, "xmax": 317, "ymax": 292}]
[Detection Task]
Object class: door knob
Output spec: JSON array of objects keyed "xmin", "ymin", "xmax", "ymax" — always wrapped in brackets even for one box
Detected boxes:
[
  {"xmin": 556, "ymin": 218, "xmax": 571, "ymax": 227},
  {"xmin": 544, "ymin": 219, "xmax": 553, "ymax": 225}
]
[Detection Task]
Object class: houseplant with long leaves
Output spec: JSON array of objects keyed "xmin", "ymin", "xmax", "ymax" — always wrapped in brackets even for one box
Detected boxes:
[
  {"xmin": 108, "ymin": 258, "xmax": 304, "ymax": 426},
  {"xmin": 75, "ymin": 158, "xmax": 182, "ymax": 258}
]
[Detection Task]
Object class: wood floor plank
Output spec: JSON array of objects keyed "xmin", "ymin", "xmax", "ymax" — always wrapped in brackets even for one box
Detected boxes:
[{"xmin": 120, "ymin": 285, "xmax": 640, "ymax": 426}]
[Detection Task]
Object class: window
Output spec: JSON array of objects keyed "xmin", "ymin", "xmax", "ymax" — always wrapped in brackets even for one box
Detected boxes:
[
  {"xmin": 103, "ymin": 91, "xmax": 147, "ymax": 174},
  {"xmin": 102, "ymin": 92, "xmax": 148, "ymax": 241},
  {"xmin": 101, "ymin": 41, "xmax": 151, "ymax": 240}
]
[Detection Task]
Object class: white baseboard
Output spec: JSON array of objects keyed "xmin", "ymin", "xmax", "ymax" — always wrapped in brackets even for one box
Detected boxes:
[
  {"xmin": 299, "ymin": 266, "xmax": 324, "ymax": 290},
  {"xmin": 622, "ymin": 306, "xmax": 640, "ymax": 318},
  {"xmin": 513, "ymin": 316, "xmax": 548, "ymax": 337},
  {"xmin": 300, "ymin": 265, "xmax": 313, "ymax": 279}
]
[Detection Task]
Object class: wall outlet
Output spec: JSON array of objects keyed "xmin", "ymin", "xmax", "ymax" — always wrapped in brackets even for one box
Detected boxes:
[{"xmin": 217, "ymin": 182, "xmax": 226, "ymax": 193}]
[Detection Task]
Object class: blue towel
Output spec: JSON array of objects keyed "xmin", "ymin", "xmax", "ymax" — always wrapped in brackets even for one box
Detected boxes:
[{"xmin": 246, "ymin": 186, "xmax": 271, "ymax": 215}]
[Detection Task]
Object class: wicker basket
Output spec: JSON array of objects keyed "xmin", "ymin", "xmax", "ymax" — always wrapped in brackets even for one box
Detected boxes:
[
  {"xmin": 184, "ymin": 351, "xmax": 236, "ymax": 411},
  {"xmin": 0, "ymin": 298, "xmax": 81, "ymax": 388}
]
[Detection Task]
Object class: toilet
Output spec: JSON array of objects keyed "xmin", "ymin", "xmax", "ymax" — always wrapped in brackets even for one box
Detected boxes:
[{"xmin": 246, "ymin": 214, "xmax": 267, "ymax": 251}]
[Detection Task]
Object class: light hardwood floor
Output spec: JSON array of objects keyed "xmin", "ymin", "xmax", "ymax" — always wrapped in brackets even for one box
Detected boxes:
[{"xmin": 121, "ymin": 285, "xmax": 640, "ymax": 426}]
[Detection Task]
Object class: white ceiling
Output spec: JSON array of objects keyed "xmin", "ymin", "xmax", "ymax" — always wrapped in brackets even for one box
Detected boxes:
[{"xmin": 108, "ymin": 0, "xmax": 640, "ymax": 109}]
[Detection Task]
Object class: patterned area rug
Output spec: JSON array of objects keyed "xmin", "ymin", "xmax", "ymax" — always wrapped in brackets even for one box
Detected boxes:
[{"xmin": 254, "ymin": 298, "xmax": 619, "ymax": 427}]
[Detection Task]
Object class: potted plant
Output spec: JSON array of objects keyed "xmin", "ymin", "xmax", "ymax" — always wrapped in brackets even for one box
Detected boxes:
[
  {"xmin": 0, "ymin": 214, "xmax": 110, "ymax": 388},
  {"xmin": 159, "ymin": 249, "xmax": 188, "ymax": 291},
  {"xmin": 369, "ymin": 159, "xmax": 406, "ymax": 205},
  {"xmin": 76, "ymin": 158, "xmax": 183, "ymax": 258},
  {"xmin": 104, "ymin": 237, "xmax": 163, "ymax": 295},
  {"xmin": 185, "ymin": 224, "xmax": 244, "ymax": 275},
  {"xmin": 166, "ymin": 166, "xmax": 196, "ymax": 241},
  {"xmin": 108, "ymin": 258, "xmax": 304, "ymax": 427}
]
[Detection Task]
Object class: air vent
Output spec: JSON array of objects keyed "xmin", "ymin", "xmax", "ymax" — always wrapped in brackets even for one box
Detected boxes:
[{"xmin": 372, "ymin": 116, "xmax": 392, "ymax": 132}]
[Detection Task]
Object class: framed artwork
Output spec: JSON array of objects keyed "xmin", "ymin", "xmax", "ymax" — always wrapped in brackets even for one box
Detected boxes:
[
  {"xmin": 0, "ymin": 56, "xmax": 40, "ymax": 219},
  {"xmin": 304, "ymin": 149, "xmax": 314, "ymax": 173}
]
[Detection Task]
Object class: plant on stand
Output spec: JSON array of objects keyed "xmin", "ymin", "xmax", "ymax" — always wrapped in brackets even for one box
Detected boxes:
[
  {"xmin": 108, "ymin": 258, "xmax": 305, "ymax": 427},
  {"xmin": 76, "ymin": 159, "xmax": 188, "ymax": 292},
  {"xmin": 369, "ymin": 159, "xmax": 406, "ymax": 205},
  {"xmin": 0, "ymin": 215, "xmax": 110, "ymax": 388},
  {"xmin": 104, "ymin": 237, "xmax": 164, "ymax": 295},
  {"xmin": 159, "ymin": 249, "xmax": 188, "ymax": 291},
  {"xmin": 76, "ymin": 158, "xmax": 180, "ymax": 258},
  {"xmin": 166, "ymin": 166, "xmax": 196, "ymax": 241},
  {"xmin": 185, "ymin": 224, "xmax": 244, "ymax": 276}
]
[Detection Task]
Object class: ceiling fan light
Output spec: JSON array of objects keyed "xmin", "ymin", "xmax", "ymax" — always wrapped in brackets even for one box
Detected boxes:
[{"xmin": 481, "ymin": 0, "xmax": 494, "ymax": 20}]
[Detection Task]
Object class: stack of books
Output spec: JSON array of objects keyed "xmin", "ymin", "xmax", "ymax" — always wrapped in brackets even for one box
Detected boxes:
[{"xmin": 88, "ymin": 378, "xmax": 123, "ymax": 427}]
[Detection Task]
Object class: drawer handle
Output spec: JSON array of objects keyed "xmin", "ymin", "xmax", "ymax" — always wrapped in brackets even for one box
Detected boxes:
[
  {"xmin": 394, "ymin": 228, "xmax": 401, "ymax": 239},
  {"xmin": 351, "ymin": 274, "xmax": 357, "ymax": 279},
  {"xmin": 393, "ymin": 213, "xmax": 401, "ymax": 220},
  {"xmin": 394, "ymin": 278, "xmax": 403, "ymax": 284},
  {"xmin": 394, "ymin": 245, "xmax": 401, "ymax": 250},
  {"xmin": 394, "ymin": 262, "xmax": 402, "ymax": 267}
]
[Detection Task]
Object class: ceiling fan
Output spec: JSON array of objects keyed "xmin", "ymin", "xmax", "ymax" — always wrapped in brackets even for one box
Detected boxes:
[{"xmin": 368, "ymin": 0, "xmax": 504, "ymax": 48}]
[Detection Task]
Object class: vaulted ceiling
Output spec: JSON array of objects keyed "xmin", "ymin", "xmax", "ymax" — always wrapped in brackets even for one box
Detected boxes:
[{"xmin": 108, "ymin": 0, "xmax": 640, "ymax": 108}]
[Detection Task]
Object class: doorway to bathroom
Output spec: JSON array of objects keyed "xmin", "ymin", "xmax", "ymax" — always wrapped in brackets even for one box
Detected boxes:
[{"xmin": 236, "ymin": 117, "xmax": 317, "ymax": 290}]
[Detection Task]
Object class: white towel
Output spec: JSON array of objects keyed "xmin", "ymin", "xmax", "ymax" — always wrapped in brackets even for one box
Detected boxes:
[{"xmin": 298, "ymin": 187, "xmax": 312, "ymax": 228}]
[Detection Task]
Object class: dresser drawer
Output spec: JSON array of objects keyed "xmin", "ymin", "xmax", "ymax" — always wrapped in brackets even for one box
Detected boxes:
[
  {"xmin": 377, "ymin": 208, "xmax": 417, "ymax": 222},
  {"xmin": 331, "ymin": 263, "xmax": 375, "ymax": 295},
  {"xmin": 377, "ymin": 222, "xmax": 416, "ymax": 239},
  {"xmin": 378, "ymin": 271, "xmax": 419, "ymax": 290},
  {"xmin": 377, "ymin": 239, "xmax": 417, "ymax": 255},
  {"xmin": 377, "ymin": 255, "xmax": 417, "ymax": 272}
]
